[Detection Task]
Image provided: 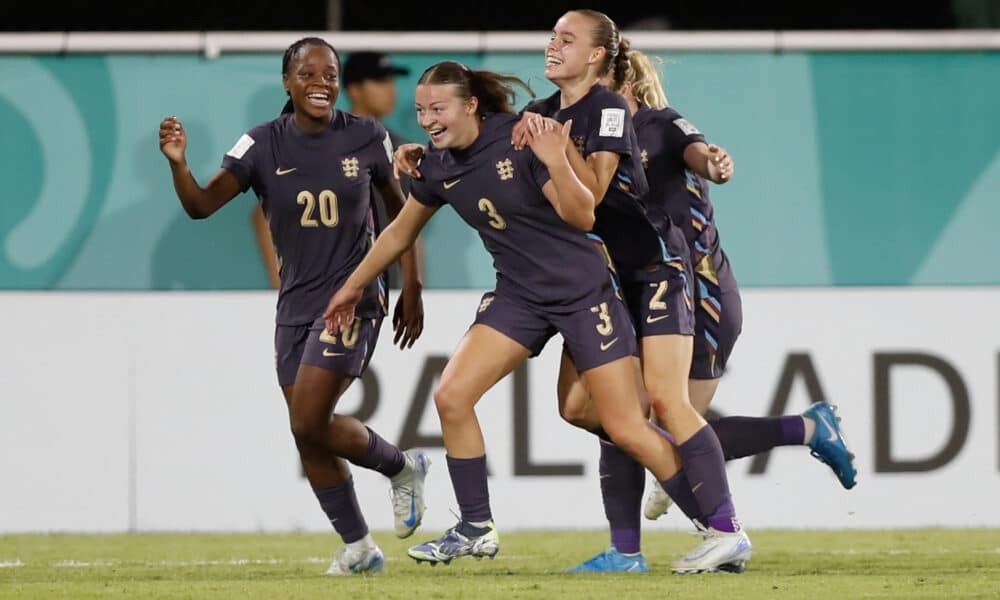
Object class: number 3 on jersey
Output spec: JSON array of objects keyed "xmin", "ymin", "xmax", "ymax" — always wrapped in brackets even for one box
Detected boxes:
[
  {"xmin": 478, "ymin": 198, "xmax": 507, "ymax": 230},
  {"xmin": 298, "ymin": 189, "xmax": 339, "ymax": 228}
]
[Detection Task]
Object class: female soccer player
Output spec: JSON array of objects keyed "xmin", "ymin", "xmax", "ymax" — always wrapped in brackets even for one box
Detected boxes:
[
  {"xmin": 518, "ymin": 10, "xmax": 752, "ymax": 574},
  {"xmin": 159, "ymin": 37, "xmax": 429, "ymax": 576},
  {"xmin": 324, "ymin": 60, "xmax": 683, "ymax": 566},
  {"xmin": 565, "ymin": 44, "xmax": 857, "ymax": 574}
]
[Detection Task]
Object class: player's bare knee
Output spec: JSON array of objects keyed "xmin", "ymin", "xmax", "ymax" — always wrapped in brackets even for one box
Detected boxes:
[
  {"xmin": 644, "ymin": 382, "xmax": 688, "ymax": 413},
  {"xmin": 559, "ymin": 398, "xmax": 590, "ymax": 427},
  {"xmin": 433, "ymin": 383, "xmax": 473, "ymax": 426},
  {"xmin": 607, "ymin": 431, "xmax": 643, "ymax": 459},
  {"xmin": 289, "ymin": 412, "xmax": 325, "ymax": 450}
]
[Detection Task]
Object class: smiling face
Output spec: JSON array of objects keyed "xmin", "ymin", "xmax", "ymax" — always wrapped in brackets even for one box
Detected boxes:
[
  {"xmin": 414, "ymin": 83, "xmax": 479, "ymax": 150},
  {"xmin": 283, "ymin": 43, "xmax": 340, "ymax": 126},
  {"xmin": 544, "ymin": 11, "xmax": 604, "ymax": 84}
]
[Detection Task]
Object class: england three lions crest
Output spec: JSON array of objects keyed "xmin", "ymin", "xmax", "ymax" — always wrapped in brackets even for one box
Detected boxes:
[
  {"xmin": 496, "ymin": 158, "xmax": 514, "ymax": 181},
  {"xmin": 342, "ymin": 157, "xmax": 360, "ymax": 178}
]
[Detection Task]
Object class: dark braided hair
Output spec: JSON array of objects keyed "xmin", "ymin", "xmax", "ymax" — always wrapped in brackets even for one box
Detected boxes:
[
  {"xmin": 570, "ymin": 9, "xmax": 622, "ymax": 78},
  {"xmin": 280, "ymin": 37, "xmax": 340, "ymax": 115},
  {"xmin": 417, "ymin": 61, "xmax": 534, "ymax": 117},
  {"xmin": 610, "ymin": 37, "xmax": 632, "ymax": 92}
]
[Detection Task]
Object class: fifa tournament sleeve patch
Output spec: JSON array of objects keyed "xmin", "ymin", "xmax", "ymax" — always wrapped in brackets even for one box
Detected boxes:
[
  {"xmin": 672, "ymin": 118, "xmax": 701, "ymax": 136},
  {"xmin": 599, "ymin": 108, "xmax": 626, "ymax": 138},
  {"xmin": 382, "ymin": 132, "xmax": 394, "ymax": 164},
  {"xmin": 226, "ymin": 134, "xmax": 255, "ymax": 159}
]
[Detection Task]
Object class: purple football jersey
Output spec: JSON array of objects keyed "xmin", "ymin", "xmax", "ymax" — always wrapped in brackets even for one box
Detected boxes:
[
  {"xmin": 633, "ymin": 106, "xmax": 737, "ymax": 292},
  {"xmin": 410, "ymin": 112, "xmax": 612, "ymax": 312},
  {"xmin": 221, "ymin": 111, "xmax": 391, "ymax": 325},
  {"xmin": 524, "ymin": 85, "xmax": 688, "ymax": 278}
]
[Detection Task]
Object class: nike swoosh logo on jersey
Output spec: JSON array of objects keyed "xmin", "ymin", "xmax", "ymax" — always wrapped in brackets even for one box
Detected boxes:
[
  {"xmin": 599, "ymin": 338, "xmax": 619, "ymax": 351},
  {"xmin": 646, "ymin": 314, "xmax": 670, "ymax": 324},
  {"xmin": 443, "ymin": 179, "xmax": 461, "ymax": 189},
  {"xmin": 275, "ymin": 167, "xmax": 297, "ymax": 175},
  {"xmin": 323, "ymin": 349, "xmax": 345, "ymax": 357}
]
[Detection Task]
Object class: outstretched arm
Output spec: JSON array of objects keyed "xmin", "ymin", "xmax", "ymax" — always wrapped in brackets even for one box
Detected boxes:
[
  {"xmin": 324, "ymin": 198, "xmax": 437, "ymax": 335},
  {"xmin": 159, "ymin": 116, "xmax": 241, "ymax": 219},
  {"xmin": 683, "ymin": 142, "xmax": 734, "ymax": 184}
]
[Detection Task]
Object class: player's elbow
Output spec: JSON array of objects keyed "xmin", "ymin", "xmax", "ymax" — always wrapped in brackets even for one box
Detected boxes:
[
  {"xmin": 184, "ymin": 206, "xmax": 210, "ymax": 220},
  {"xmin": 180, "ymin": 199, "xmax": 211, "ymax": 220}
]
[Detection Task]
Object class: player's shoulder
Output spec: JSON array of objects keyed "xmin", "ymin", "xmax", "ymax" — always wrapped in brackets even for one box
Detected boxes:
[
  {"xmin": 522, "ymin": 91, "xmax": 559, "ymax": 117},
  {"xmin": 633, "ymin": 105, "xmax": 675, "ymax": 129},
  {"xmin": 224, "ymin": 117, "xmax": 281, "ymax": 162},
  {"xmin": 661, "ymin": 106, "xmax": 703, "ymax": 137},
  {"xmin": 481, "ymin": 112, "xmax": 519, "ymax": 141},
  {"xmin": 644, "ymin": 105, "xmax": 680, "ymax": 121},
  {"xmin": 414, "ymin": 145, "xmax": 448, "ymax": 184},
  {"xmin": 586, "ymin": 85, "xmax": 629, "ymax": 110},
  {"xmin": 338, "ymin": 111, "xmax": 387, "ymax": 143},
  {"xmin": 243, "ymin": 116, "xmax": 285, "ymax": 144}
]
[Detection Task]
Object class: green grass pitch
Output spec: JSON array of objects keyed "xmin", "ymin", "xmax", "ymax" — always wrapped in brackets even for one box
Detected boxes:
[{"xmin": 3, "ymin": 529, "xmax": 998, "ymax": 598}]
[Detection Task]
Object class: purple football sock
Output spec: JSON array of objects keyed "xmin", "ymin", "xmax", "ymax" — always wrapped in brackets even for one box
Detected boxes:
[
  {"xmin": 598, "ymin": 440, "xmax": 644, "ymax": 554},
  {"xmin": 710, "ymin": 416, "xmax": 804, "ymax": 460},
  {"xmin": 660, "ymin": 470, "xmax": 703, "ymax": 524},
  {"xmin": 447, "ymin": 455, "xmax": 492, "ymax": 523},
  {"xmin": 678, "ymin": 425, "xmax": 739, "ymax": 532},
  {"xmin": 351, "ymin": 427, "xmax": 406, "ymax": 477},
  {"xmin": 313, "ymin": 478, "xmax": 368, "ymax": 543}
]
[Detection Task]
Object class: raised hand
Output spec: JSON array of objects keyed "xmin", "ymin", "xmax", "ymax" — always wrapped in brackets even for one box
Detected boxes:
[
  {"xmin": 159, "ymin": 116, "xmax": 187, "ymax": 165},
  {"xmin": 393, "ymin": 143, "xmax": 426, "ymax": 179},
  {"xmin": 526, "ymin": 117, "xmax": 572, "ymax": 167},
  {"xmin": 511, "ymin": 111, "xmax": 541, "ymax": 150}
]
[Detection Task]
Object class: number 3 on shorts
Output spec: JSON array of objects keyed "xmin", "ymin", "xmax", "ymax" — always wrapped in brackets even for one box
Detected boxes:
[{"xmin": 590, "ymin": 302, "xmax": 614, "ymax": 336}]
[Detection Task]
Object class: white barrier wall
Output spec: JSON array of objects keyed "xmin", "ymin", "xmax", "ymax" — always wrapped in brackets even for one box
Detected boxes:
[{"xmin": 1, "ymin": 289, "xmax": 997, "ymax": 533}]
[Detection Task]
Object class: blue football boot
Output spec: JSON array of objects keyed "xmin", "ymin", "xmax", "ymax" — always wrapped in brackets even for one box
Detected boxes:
[
  {"xmin": 564, "ymin": 548, "xmax": 649, "ymax": 573},
  {"xmin": 803, "ymin": 402, "xmax": 857, "ymax": 489}
]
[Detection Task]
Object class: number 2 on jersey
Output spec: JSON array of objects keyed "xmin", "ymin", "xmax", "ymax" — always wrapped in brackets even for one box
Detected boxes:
[{"xmin": 298, "ymin": 190, "xmax": 339, "ymax": 228}]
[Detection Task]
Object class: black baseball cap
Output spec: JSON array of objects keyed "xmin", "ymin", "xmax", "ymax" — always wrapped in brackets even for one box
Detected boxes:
[{"xmin": 342, "ymin": 51, "xmax": 410, "ymax": 86}]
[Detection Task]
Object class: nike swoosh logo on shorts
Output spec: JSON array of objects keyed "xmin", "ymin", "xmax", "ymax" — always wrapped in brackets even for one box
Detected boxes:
[
  {"xmin": 600, "ymin": 338, "xmax": 619, "ymax": 351},
  {"xmin": 646, "ymin": 314, "xmax": 670, "ymax": 324}
]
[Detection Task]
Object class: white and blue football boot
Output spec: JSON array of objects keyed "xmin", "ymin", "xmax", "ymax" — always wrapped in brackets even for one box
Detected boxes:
[
  {"xmin": 390, "ymin": 449, "xmax": 431, "ymax": 538},
  {"xmin": 324, "ymin": 543, "xmax": 386, "ymax": 576},
  {"xmin": 408, "ymin": 521, "xmax": 500, "ymax": 565},
  {"xmin": 671, "ymin": 524, "xmax": 752, "ymax": 574}
]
